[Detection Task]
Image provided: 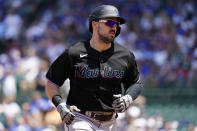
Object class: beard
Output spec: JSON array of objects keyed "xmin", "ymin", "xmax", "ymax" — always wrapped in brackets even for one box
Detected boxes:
[{"xmin": 97, "ymin": 28, "xmax": 115, "ymax": 44}]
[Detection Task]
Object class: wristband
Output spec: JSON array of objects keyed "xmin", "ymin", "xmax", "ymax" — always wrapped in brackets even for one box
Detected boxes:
[{"xmin": 52, "ymin": 95, "xmax": 63, "ymax": 107}]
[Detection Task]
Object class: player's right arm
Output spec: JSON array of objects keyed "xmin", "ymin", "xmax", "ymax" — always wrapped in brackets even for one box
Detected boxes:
[
  {"xmin": 45, "ymin": 80, "xmax": 61, "ymax": 102},
  {"xmin": 45, "ymin": 80, "xmax": 76, "ymax": 125},
  {"xmin": 45, "ymin": 50, "xmax": 80, "ymax": 125}
]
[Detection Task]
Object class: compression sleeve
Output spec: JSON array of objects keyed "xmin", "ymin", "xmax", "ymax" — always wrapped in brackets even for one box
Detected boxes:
[{"xmin": 125, "ymin": 79, "xmax": 142, "ymax": 100}]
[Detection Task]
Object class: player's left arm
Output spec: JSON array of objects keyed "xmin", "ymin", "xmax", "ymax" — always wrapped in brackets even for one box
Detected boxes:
[{"xmin": 112, "ymin": 52, "xmax": 142, "ymax": 112}]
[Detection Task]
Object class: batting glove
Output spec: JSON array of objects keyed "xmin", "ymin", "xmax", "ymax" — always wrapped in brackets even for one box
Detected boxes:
[
  {"xmin": 112, "ymin": 94, "xmax": 133, "ymax": 113},
  {"xmin": 57, "ymin": 103, "xmax": 80, "ymax": 125}
]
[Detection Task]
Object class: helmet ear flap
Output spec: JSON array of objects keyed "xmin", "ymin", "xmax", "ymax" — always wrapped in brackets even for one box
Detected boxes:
[{"xmin": 115, "ymin": 26, "xmax": 121, "ymax": 37}]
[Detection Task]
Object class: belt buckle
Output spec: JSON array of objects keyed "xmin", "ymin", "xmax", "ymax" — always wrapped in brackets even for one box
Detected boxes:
[
  {"xmin": 84, "ymin": 111, "xmax": 96, "ymax": 118},
  {"xmin": 91, "ymin": 112, "xmax": 96, "ymax": 118}
]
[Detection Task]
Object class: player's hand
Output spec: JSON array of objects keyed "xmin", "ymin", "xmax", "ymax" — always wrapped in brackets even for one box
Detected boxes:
[
  {"xmin": 57, "ymin": 103, "xmax": 80, "ymax": 125},
  {"xmin": 112, "ymin": 94, "xmax": 133, "ymax": 113}
]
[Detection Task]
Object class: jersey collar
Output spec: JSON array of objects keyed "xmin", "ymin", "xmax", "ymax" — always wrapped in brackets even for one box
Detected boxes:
[{"xmin": 85, "ymin": 40, "xmax": 114, "ymax": 56}]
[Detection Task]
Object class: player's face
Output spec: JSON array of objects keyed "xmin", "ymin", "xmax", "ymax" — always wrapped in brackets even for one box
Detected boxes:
[{"xmin": 97, "ymin": 18, "xmax": 119, "ymax": 43}]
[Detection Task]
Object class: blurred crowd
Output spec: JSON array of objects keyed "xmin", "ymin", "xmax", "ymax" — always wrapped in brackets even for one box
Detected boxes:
[{"xmin": 0, "ymin": 0, "xmax": 197, "ymax": 130}]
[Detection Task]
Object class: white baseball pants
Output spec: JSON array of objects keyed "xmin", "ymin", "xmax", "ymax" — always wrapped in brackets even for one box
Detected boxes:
[{"xmin": 64, "ymin": 112, "xmax": 118, "ymax": 131}]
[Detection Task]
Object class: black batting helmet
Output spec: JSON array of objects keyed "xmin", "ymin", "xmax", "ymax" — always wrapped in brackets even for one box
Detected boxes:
[{"xmin": 89, "ymin": 5, "xmax": 126, "ymax": 37}]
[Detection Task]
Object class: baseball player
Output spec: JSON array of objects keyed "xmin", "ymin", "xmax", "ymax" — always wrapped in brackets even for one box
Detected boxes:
[{"xmin": 45, "ymin": 5, "xmax": 142, "ymax": 131}]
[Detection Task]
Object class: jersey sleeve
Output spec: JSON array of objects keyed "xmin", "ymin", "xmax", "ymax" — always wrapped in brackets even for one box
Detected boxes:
[
  {"xmin": 122, "ymin": 51, "xmax": 139, "ymax": 89},
  {"xmin": 46, "ymin": 49, "xmax": 71, "ymax": 87}
]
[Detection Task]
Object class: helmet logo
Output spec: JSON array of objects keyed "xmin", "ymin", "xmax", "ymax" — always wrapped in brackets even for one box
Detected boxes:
[{"xmin": 114, "ymin": 9, "xmax": 119, "ymax": 15}]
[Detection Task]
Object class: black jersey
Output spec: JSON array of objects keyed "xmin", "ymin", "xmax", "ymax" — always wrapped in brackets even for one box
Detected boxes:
[{"xmin": 46, "ymin": 40, "xmax": 139, "ymax": 111}]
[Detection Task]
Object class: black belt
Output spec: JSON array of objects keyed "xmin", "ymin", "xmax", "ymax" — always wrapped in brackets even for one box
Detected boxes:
[{"xmin": 80, "ymin": 111, "xmax": 117, "ymax": 121}]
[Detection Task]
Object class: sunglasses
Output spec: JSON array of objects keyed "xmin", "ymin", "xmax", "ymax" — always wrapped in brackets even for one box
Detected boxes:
[{"xmin": 97, "ymin": 19, "xmax": 120, "ymax": 28}]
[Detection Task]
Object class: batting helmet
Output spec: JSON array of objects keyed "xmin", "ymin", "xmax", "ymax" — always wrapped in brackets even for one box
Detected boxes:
[{"xmin": 89, "ymin": 5, "xmax": 126, "ymax": 37}]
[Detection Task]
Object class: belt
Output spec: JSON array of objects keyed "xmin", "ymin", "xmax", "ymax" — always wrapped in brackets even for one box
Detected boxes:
[{"xmin": 80, "ymin": 111, "xmax": 117, "ymax": 121}]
